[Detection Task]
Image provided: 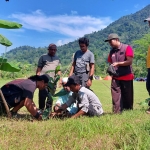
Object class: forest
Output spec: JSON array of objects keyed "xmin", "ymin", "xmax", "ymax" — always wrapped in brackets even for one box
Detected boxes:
[{"xmin": 1, "ymin": 4, "xmax": 150, "ymax": 79}]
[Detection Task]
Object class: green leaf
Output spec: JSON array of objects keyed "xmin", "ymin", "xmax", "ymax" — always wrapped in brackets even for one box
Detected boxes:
[
  {"xmin": 0, "ymin": 57, "xmax": 7, "ymax": 63},
  {"xmin": 42, "ymin": 108, "xmax": 51, "ymax": 120},
  {"xmin": 0, "ymin": 57, "xmax": 20, "ymax": 72},
  {"xmin": 0, "ymin": 20, "xmax": 22, "ymax": 29},
  {"xmin": 0, "ymin": 34, "xmax": 12, "ymax": 46},
  {"xmin": 55, "ymin": 65, "xmax": 61, "ymax": 74},
  {"xmin": 54, "ymin": 89, "xmax": 68, "ymax": 97},
  {"xmin": 0, "ymin": 62, "xmax": 20, "ymax": 72}
]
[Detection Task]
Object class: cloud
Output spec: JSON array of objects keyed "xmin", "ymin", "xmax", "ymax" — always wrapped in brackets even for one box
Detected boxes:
[
  {"xmin": 71, "ymin": 10, "xmax": 78, "ymax": 15},
  {"xmin": 10, "ymin": 10, "xmax": 113, "ymax": 38},
  {"xmin": 134, "ymin": 4, "xmax": 139, "ymax": 8},
  {"xmin": 56, "ymin": 38, "xmax": 76, "ymax": 46}
]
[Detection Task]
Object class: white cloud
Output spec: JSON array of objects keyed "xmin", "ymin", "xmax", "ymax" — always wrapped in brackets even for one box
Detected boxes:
[
  {"xmin": 71, "ymin": 10, "xmax": 78, "ymax": 15},
  {"xmin": 134, "ymin": 4, "xmax": 139, "ymax": 8},
  {"xmin": 10, "ymin": 10, "xmax": 113, "ymax": 38},
  {"xmin": 56, "ymin": 38, "xmax": 75, "ymax": 46}
]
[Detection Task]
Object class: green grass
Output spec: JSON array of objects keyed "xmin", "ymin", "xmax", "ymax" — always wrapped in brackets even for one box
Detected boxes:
[{"xmin": 0, "ymin": 80, "xmax": 150, "ymax": 150}]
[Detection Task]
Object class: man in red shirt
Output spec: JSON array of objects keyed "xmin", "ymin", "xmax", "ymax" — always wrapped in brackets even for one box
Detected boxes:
[{"xmin": 105, "ymin": 33, "xmax": 134, "ymax": 113}]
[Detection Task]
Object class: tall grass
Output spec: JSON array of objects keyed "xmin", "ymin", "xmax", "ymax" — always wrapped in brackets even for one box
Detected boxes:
[{"xmin": 0, "ymin": 80, "xmax": 150, "ymax": 150}]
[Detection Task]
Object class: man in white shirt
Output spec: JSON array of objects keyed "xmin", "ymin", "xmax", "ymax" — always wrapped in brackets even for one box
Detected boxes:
[{"xmin": 56, "ymin": 75, "xmax": 103, "ymax": 118}]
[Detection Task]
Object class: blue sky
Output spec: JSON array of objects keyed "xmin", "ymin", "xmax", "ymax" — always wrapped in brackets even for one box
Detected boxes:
[{"xmin": 0, "ymin": 0, "xmax": 150, "ymax": 55}]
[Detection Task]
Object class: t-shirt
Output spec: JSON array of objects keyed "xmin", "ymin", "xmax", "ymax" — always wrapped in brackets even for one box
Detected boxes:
[
  {"xmin": 38, "ymin": 54, "xmax": 61, "ymax": 78},
  {"xmin": 66, "ymin": 87, "xmax": 103, "ymax": 114},
  {"xmin": 4, "ymin": 79, "xmax": 36, "ymax": 100},
  {"xmin": 74, "ymin": 50, "xmax": 94, "ymax": 73},
  {"xmin": 107, "ymin": 45, "xmax": 134, "ymax": 80},
  {"xmin": 55, "ymin": 89, "xmax": 78, "ymax": 114}
]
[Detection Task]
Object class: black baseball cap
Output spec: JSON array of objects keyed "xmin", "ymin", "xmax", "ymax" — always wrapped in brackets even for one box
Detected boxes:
[
  {"xmin": 39, "ymin": 74, "xmax": 50, "ymax": 83},
  {"xmin": 65, "ymin": 75, "xmax": 80, "ymax": 86}
]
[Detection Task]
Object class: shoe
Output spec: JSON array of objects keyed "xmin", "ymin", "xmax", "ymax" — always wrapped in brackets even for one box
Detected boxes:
[
  {"xmin": 146, "ymin": 108, "xmax": 150, "ymax": 114},
  {"xmin": 10, "ymin": 110, "xmax": 18, "ymax": 118}
]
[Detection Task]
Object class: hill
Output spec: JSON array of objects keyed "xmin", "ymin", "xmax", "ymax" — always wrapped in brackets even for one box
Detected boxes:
[{"xmin": 4, "ymin": 4, "xmax": 150, "ymax": 75}]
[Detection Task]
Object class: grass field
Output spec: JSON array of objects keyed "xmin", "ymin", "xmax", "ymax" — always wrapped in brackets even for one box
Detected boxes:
[{"xmin": 0, "ymin": 80, "xmax": 150, "ymax": 150}]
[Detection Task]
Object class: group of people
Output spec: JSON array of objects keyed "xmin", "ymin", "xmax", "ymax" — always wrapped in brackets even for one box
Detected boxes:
[{"xmin": 0, "ymin": 17, "xmax": 150, "ymax": 120}]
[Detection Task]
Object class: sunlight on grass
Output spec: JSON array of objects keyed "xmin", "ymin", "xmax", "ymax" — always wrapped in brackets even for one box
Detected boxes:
[{"xmin": 0, "ymin": 79, "xmax": 150, "ymax": 150}]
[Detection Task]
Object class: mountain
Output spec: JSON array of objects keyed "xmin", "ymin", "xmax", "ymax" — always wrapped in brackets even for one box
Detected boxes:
[{"xmin": 4, "ymin": 4, "xmax": 150, "ymax": 67}]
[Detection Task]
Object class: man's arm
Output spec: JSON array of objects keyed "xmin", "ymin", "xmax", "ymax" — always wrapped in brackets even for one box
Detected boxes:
[
  {"xmin": 55, "ymin": 103, "xmax": 68, "ymax": 113},
  {"xmin": 89, "ymin": 63, "xmax": 95, "ymax": 76},
  {"xmin": 71, "ymin": 109, "xmax": 86, "ymax": 118},
  {"xmin": 112, "ymin": 56, "xmax": 133, "ymax": 67},
  {"xmin": 24, "ymin": 98, "xmax": 42, "ymax": 120},
  {"xmin": 86, "ymin": 63, "xmax": 94, "ymax": 87},
  {"xmin": 69, "ymin": 61, "xmax": 75, "ymax": 76},
  {"xmin": 36, "ymin": 67, "xmax": 42, "ymax": 75},
  {"xmin": 56, "ymin": 95, "xmax": 76, "ymax": 112}
]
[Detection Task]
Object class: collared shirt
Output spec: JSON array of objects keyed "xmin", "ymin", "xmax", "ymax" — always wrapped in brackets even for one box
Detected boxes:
[
  {"xmin": 66, "ymin": 87, "xmax": 103, "ymax": 115},
  {"xmin": 38, "ymin": 53, "xmax": 61, "ymax": 78}
]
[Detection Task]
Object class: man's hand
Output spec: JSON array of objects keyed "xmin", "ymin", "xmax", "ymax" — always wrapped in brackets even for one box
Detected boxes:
[
  {"xmin": 112, "ymin": 62, "xmax": 119, "ymax": 67},
  {"xmin": 71, "ymin": 110, "xmax": 86, "ymax": 118},
  {"xmin": 86, "ymin": 79, "xmax": 92, "ymax": 87}
]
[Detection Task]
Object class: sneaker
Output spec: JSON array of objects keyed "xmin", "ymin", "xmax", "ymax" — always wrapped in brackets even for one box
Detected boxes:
[{"xmin": 10, "ymin": 110, "xmax": 18, "ymax": 118}]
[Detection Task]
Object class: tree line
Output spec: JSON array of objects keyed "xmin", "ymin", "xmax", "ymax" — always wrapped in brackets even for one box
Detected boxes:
[{"xmin": 2, "ymin": 4, "xmax": 150, "ymax": 78}]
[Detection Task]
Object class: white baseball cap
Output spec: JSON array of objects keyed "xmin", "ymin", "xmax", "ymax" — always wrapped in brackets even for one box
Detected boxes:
[{"xmin": 62, "ymin": 77, "xmax": 68, "ymax": 83}]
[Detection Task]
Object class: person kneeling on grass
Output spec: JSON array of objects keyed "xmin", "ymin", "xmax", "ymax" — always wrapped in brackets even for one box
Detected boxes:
[
  {"xmin": 0, "ymin": 74, "xmax": 50, "ymax": 120},
  {"xmin": 55, "ymin": 75, "xmax": 104, "ymax": 118},
  {"xmin": 52, "ymin": 77, "xmax": 78, "ymax": 117}
]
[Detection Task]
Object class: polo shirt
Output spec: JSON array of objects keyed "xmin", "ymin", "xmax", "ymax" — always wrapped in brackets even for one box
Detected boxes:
[{"xmin": 38, "ymin": 54, "xmax": 61, "ymax": 78}]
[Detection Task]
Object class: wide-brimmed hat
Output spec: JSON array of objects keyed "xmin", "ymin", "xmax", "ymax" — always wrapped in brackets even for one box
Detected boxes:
[{"xmin": 105, "ymin": 33, "xmax": 119, "ymax": 42}]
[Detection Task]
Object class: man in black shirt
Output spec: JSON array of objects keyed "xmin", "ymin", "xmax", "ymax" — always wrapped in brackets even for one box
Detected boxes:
[{"xmin": 0, "ymin": 74, "xmax": 50, "ymax": 120}]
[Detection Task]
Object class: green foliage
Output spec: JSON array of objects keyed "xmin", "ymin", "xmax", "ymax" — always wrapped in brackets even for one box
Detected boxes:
[
  {"xmin": 0, "ymin": 19, "xmax": 22, "ymax": 29},
  {"xmin": 0, "ymin": 80, "xmax": 149, "ymax": 149},
  {"xmin": 0, "ymin": 57, "xmax": 20, "ymax": 72},
  {"xmin": 3, "ymin": 4, "xmax": 150, "ymax": 77},
  {"xmin": 0, "ymin": 34, "xmax": 12, "ymax": 46},
  {"xmin": 132, "ymin": 33, "xmax": 150, "ymax": 77},
  {"xmin": 0, "ymin": 19, "xmax": 22, "ymax": 73}
]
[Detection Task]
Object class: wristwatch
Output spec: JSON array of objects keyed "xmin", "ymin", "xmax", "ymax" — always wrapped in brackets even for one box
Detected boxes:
[{"xmin": 89, "ymin": 76, "xmax": 93, "ymax": 80}]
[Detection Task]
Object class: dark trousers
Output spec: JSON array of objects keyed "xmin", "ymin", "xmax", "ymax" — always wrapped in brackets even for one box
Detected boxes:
[
  {"xmin": 74, "ymin": 73, "xmax": 89, "ymax": 88},
  {"xmin": 146, "ymin": 68, "xmax": 150, "ymax": 96},
  {"xmin": 111, "ymin": 79, "xmax": 134, "ymax": 113},
  {"xmin": 38, "ymin": 88, "xmax": 48, "ymax": 110},
  {"xmin": 38, "ymin": 88, "xmax": 54, "ymax": 110},
  {"xmin": 0, "ymin": 98, "xmax": 6, "ymax": 115}
]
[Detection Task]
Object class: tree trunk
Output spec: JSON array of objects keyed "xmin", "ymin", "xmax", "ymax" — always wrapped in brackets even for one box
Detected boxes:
[{"xmin": 0, "ymin": 89, "xmax": 11, "ymax": 118}]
